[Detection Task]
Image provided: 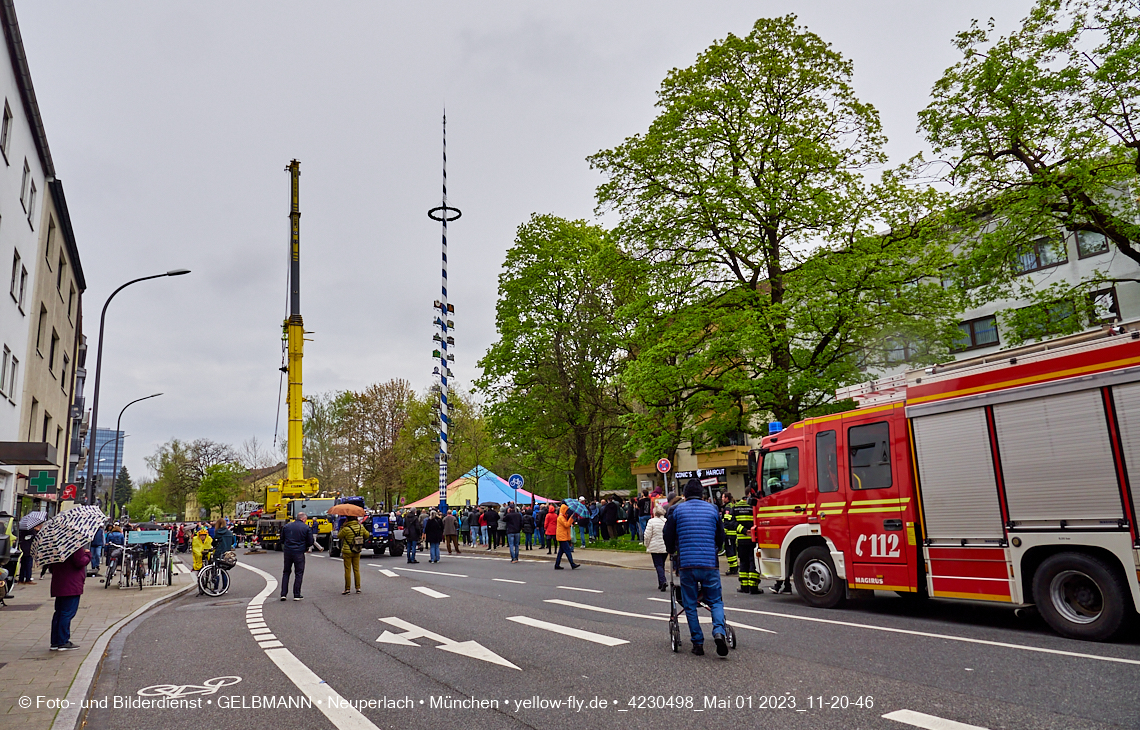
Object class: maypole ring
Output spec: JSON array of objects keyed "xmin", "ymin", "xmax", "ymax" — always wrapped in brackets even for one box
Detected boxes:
[{"xmin": 428, "ymin": 206, "xmax": 462, "ymax": 222}]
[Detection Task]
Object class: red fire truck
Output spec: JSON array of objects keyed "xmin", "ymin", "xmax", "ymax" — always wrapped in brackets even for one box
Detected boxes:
[{"xmin": 751, "ymin": 325, "xmax": 1140, "ymax": 641}]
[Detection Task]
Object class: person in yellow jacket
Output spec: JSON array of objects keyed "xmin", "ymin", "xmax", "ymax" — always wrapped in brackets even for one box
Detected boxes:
[
  {"xmin": 554, "ymin": 504, "xmax": 580, "ymax": 570},
  {"xmin": 191, "ymin": 529, "xmax": 213, "ymax": 571}
]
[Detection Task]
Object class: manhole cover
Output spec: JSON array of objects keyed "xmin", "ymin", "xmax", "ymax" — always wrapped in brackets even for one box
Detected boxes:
[
  {"xmin": 1, "ymin": 603, "xmax": 43, "ymax": 611},
  {"xmin": 209, "ymin": 599, "xmax": 244, "ymax": 607}
]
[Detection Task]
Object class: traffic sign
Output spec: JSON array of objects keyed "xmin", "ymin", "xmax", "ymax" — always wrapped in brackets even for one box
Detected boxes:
[
  {"xmin": 656, "ymin": 458, "xmax": 672, "ymax": 474},
  {"xmin": 508, "ymin": 474, "xmax": 525, "ymax": 489}
]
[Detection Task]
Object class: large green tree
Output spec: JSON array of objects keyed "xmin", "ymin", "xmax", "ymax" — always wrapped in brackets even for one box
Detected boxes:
[
  {"xmin": 920, "ymin": 0, "xmax": 1140, "ymax": 343},
  {"xmin": 477, "ymin": 214, "xmax": 633, "ymax": 499},
  {"xmin": 591, "ymin": 16, "xmax": 960, "ymax": 433}
]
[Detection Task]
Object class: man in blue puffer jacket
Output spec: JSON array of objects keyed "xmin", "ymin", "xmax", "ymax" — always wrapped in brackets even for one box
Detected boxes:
[{"xmin": 664, "ymin": 479, "xmax": 728, "ymax": 657}]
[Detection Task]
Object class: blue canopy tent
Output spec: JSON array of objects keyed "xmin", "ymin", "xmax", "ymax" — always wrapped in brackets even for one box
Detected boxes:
[{"xmin": 406, "ymin": 467, "xmax": 554, "ymax": 508}]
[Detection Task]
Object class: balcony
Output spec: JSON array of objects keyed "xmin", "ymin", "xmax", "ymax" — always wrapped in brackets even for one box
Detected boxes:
[{"xmin": 696, "ymin": 445, "xmax": 750, "ymax": 469}]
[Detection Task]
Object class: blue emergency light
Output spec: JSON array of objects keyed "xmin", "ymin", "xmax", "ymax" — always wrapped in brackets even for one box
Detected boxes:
[{"xmin": 768, "ymin": 421, "xmax": 784, "ymax": 435}]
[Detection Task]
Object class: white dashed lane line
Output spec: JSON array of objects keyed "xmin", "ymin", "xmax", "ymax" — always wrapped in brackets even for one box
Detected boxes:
[
  {"xmin": 236, "ymin": 562, "xmax": 381, "ymax": 730},
  {"xmin": 410, "ymin": 586, "xmax": 450, "ymax": 599},
  {"xmin": 883, "ymin": 709, "xmax": 990, "ymax": 730},
  {"xmin": 379, "ymin": 569, "xmax": 399, "ymax": 578},
  {"xmin": 492, "ymin": 578, "xmax": 526, "ymax": 584},
  {"xmin": 394, "ymin": 566, "xmax": 467, "ymax": 578},
  {"xmin": 557, "ymin": 585, "xmax": 602, "ymax": 593}
]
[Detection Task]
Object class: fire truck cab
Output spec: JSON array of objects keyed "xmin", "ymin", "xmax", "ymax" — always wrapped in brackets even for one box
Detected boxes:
[{"xmin": 754, "ymin": 324, "xmax": 1140, "ymax": 641}]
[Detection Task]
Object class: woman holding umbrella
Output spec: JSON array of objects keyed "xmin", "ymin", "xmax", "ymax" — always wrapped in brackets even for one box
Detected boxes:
[
  {"xmin": 16, "ymin": 510, "xmax": 48, "ymax": 584},
  {"xmin": 31, "ymin": 505, "xmax": 104, "ymax": 651}
]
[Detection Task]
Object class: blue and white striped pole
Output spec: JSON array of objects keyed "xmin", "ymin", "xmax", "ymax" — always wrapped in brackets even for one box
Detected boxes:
[{"xmin": 429, "ymin": 112, "xmax": 461, "ymax": 515}]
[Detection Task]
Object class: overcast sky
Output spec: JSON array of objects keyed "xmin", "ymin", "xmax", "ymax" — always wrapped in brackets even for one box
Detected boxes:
[{"xmin": 17, "ymin": 1, "xmax": 1033, "ymax": 481}]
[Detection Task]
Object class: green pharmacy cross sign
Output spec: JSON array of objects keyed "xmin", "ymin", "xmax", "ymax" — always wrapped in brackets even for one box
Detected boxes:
[{"xmin": 29, "ymin": 469, "xmax": 58, "ymax": 494}]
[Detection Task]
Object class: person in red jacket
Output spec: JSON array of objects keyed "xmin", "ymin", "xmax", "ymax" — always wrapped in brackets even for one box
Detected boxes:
[
  {"xmin": 49, "ymin": 547, "xmax": 91, "ymax": 651},
  {"xmin": 543, "ymin": 506, "xmax": 559, "ymax": 555}
]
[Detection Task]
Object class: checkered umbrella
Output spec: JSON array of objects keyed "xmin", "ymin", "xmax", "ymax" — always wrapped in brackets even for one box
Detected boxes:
[
  {"xmin": 563, "ymin": 499, "xmax": 589, "ymax": 518},
  {"xmin": 30, "ymin": 505, "xmax": 106, "ymax": 567},
  {"xmin": 18, "ymin": 510, "xmax": 48, "ymax": 531}
]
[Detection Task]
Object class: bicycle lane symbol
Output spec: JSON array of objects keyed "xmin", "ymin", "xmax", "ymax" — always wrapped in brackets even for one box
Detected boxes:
[{"xmin": 138, "ymin": 676, "xmax": 241, "ymax": 698}]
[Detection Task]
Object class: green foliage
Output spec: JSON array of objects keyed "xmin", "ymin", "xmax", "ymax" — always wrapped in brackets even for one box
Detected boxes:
[
  {"xmin": 125, "ymin": 480, "xmax": 165, "ymax": 522},
  {"xmin": 477, "ymin": 214, "xmax": 632, "ymax": 499},
  {"xmin": 145, "ymin": 440, "xmax": 197, "ymax": 520},
  {"xmin": 592, "ymin": 16, "xmax": 962, "ymax": 433},
  {"xmin": 112, "ymin": 466, "xmax": 132, "ymax": 519},
  {"xmin": 921, "ymin": 0, "xmax": 1140, "ymax": 340},
  {"xmin": 197, "ymin": 462, "xmax": 247, "ymax": 518}
]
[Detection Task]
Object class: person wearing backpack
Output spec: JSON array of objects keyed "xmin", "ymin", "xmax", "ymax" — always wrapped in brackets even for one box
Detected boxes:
[{"xmin": 338, "ymin": 516, "xmax": 366, "ymax": 595}]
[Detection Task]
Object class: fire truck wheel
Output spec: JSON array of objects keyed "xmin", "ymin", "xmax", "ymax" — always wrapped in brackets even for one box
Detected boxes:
[
  {"xmin": 1032, "ymin": 552, "xmax": 1130, "ymax": 641},
  {"xmin": 793, "ymin": 546, "xmax": 845, "ymax": 609}
]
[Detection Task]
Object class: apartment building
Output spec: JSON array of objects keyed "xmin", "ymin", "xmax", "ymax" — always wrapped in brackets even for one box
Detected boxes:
[
  {"xmin": 16, "ymin": 179, "xmax": 84, "ymax": 514},
  {"xmin": 0, "ymin": 1, "xmax": 85, "ymax": 516},
  {"xmin": 946, "ymin": 229, "xmax": 1132, "ymax": 356}
]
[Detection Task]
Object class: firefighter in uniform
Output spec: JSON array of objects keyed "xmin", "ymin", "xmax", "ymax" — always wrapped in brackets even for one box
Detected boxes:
[
  {"xmin": 721, "ymin": 494, "xmax": 738, "ymax": 576},
  {"xmin": 729, "ymin": 493, "xmax": 761, "ymax": 594}
]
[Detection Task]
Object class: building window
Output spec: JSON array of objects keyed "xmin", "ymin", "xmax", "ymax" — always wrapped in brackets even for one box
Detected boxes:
[
  {"xmin": 1014, "ymin": 235, "xmax": 1067, "ymax": 275},
  {"xmin": 45, "ymin": 218, "xmax": 55, "ymax": 263},
  {"xmin": 61, "ymin": 353, "xmax": 68, "ymax": 391},
  {"xmin": 35, "ymin": 304, "xmax": 46, "ymax": 354},
  {"xmin": 885, "ymin": 338, "xmax": 918, "ymax": 364},
  {"xmin": 42, "ymin": 411, "xmax": 51, "ymax": 443},
  {"xmin": 68, "ymin": 284, "xmax": 75, "ymax": 321},
  {"xmin": 1077, "ymin": 230, "xmax": 1109, "ymax": 259},
  {"xmin": 1090, "ymin": 287, "xmax": 1120, "ymax": 323},
  {"xmin": 26, "ymin": 180, "xmax": 35, "ymax": 228},
  {"xmin": 56, "ymin": 253, "xmax": 65, "ymax": 293},
  {"xmin": 20, "ymin": 159, "xmax": 29, "ymax": 211},
  {"xmin": 952, "ymin": 315, "xmax": 1000, "ymax": 351},
  {"xmin": 0, "ymin": 346, "xmax": 9, "ymax": 397},
  {"xmin": 8, "ymin": 356, "xmax": 17, "ymax": 401},
  {"xmin": 9, "ymin": 249, "xmax": 18, "ymax": 301},
  {"xmin": 49, "ymin": 329, "xmax": 58, "ymax": 372},
  {"xmin": 0, "ymin": 101, "xmax": 10, "ymax": 161},
  {"xmin": 55, "ymin": 425, "xmax": 62, "ymax": 456},
  {"xmin": 27, "ymin": 399, "xmax": 37, "ymax": 440},
  {"xmin": 17, "ymin": 266, "xmax": 26, "ymax": 312}
]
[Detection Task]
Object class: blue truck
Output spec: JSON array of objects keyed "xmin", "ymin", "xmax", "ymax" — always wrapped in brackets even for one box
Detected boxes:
[{"xmin": 328, "ymin": 497, "xmax": 403, "ymax": 558}]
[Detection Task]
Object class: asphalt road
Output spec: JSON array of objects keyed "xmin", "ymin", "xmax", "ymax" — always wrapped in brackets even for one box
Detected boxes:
[{"xmin": 82, "ymin": 545, "xmax": 1140, "ymax": 730}]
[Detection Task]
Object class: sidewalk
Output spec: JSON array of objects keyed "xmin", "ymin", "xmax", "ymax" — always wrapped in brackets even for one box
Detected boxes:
[
  {"xmin": 0, "ymin": 561, "xmax": 191, "ymax": 730},
  {"xmin": 444, "ymin": 540, "xmax": 654, "ymax": 570}
]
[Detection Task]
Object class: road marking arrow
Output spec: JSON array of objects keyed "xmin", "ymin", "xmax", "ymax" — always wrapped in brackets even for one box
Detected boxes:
[
  {"xmin": 376, "ymin": 631, "xmax": 420, "ymax": 646},
  {"xmin": 375, "ymin": 617, "xmax": 520, "ymax": 670},
  {"xmin": 438, "ymin": 640, "xmax": 520, "ymax": 669}
]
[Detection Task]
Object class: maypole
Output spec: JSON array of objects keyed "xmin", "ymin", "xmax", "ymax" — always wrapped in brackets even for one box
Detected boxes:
[{"xmin": 428, "ymin": 112, "xmax": 460, "ymax": 513}]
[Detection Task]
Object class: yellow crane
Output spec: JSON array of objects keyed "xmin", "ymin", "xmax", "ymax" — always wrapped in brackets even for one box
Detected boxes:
[{"xmin": 258, "ymin": 160, "xmax": 333, "ymax": 550}]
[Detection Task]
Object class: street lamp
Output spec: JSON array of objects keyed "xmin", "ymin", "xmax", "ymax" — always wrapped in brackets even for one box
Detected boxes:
[
  {"xmin": 85, "ymin": 269, "xmax": 190, "ymax": 504},
  {"xmin": 109, "ymin": 393, "xmax": 162, "ymax": 519}
]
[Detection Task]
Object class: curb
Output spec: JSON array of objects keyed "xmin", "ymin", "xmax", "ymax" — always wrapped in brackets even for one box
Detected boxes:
[{"xmin": 51, "ymin": 579, "xmax": 196, "ymax": 730}]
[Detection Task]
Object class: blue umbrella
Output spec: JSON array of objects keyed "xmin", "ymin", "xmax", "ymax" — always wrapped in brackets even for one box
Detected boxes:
[{"xmin": 563, "ymin": 498, "xmax": 588, "ymax": 518}]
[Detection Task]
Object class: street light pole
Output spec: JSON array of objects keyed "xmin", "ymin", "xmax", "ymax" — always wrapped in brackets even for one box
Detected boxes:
[
  {"xmin": 109, "ymin": 393, "xmax": 162, "ymax": 519},
  {"xmin": 84, "ymin": 269, "xmax": 189, "ymax": 504}
]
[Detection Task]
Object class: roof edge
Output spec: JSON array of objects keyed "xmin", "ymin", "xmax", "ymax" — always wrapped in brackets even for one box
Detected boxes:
[{"xmin": 0, "ymin": 0, "xmax": 53, "ymax": 178}]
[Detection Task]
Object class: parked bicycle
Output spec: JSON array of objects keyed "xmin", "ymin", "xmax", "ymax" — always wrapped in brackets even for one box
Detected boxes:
[{"xmin": 197, "ymin": 548, "xmax": 236, "ymax": 597}]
